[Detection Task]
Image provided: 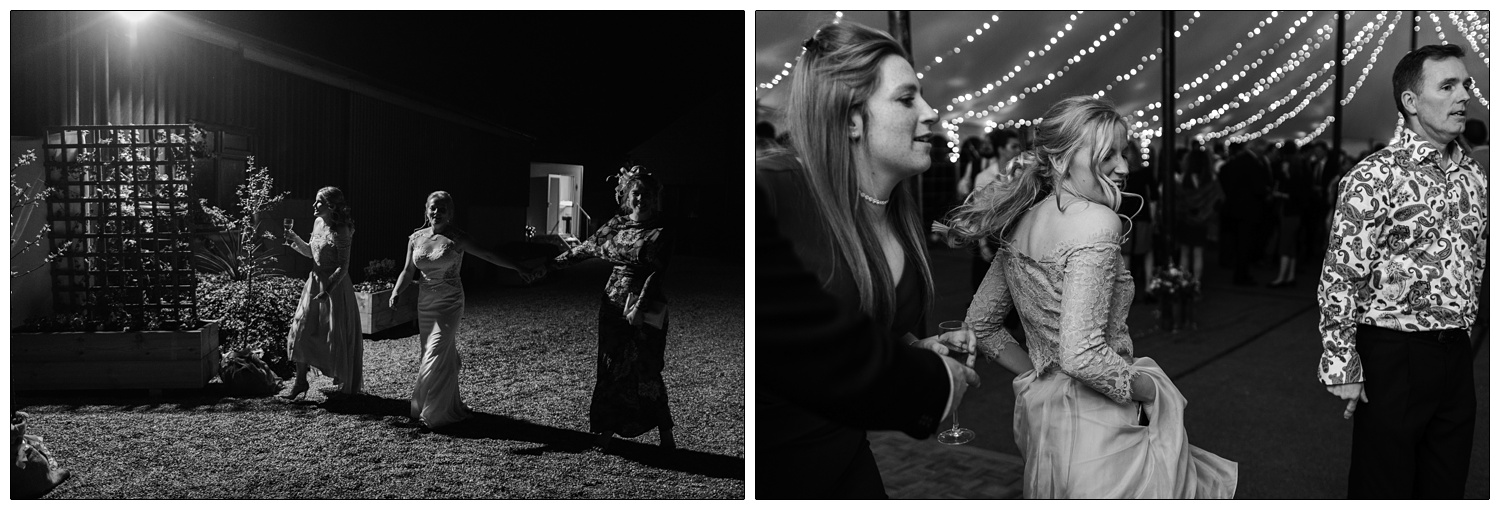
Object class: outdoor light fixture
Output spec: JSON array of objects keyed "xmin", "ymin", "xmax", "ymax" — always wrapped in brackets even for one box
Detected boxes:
[{"xmin": 119, "ymin": 11, "xmax": 152, "ymax": 23}]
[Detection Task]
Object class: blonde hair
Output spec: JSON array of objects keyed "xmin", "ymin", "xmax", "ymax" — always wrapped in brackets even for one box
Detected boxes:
[
  {"xmin": 940, "ymin": 96, "xmax": 1131, "ymax": 247},
  {"xmin": 756, "ymin": 20, "xmax": 934, "ymax": 327}
]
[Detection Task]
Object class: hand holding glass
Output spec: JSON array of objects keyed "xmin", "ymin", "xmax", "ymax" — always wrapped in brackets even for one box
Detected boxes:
[
  {"xmin": 283, "ymin": 218, "xmax": 296, "ymax": 244},
  {"xmin": 937, "ymin": 320, "xmax": 977, "ymax": 445}
]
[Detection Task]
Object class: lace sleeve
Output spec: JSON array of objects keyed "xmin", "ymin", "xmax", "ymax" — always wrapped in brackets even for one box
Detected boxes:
[
  {"xmin": 965, "ymin": 254, "xmax": 1020, "ymax": 361},
  {"xmin": 554, "ymin": 217, "xmax": 615, "ymax": 267},
  {"xmin": 1057, "ymin": 242, "xmax": 1136, "ymax": 404}
]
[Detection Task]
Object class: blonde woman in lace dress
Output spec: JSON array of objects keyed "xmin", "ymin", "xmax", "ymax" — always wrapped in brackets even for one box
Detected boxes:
[
  {"xmin": 389, "ymin": 191, "xmax": 530, "ymax": 428},
  {"xmin": 939, "ymin": 96, "xmax": 1237, "ymax": 498},
  {"xmin": 282, "ymin": 186, "xmax": 361, "ymax": 399}
]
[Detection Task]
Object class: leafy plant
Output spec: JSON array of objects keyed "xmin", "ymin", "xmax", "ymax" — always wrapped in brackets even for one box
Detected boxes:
[
  {"xmin": 196, "ymin": 272, "xmax": 304, "ymax": 376},
  {"xmin": 195, "ymin": 156, "xmax": 288, "ymax": 282},
  {"xmin": 1146, "ymin": 264, "xmax": 1200, "ymax": 298},
  {"xmin": 11, "ymin": 149, "xmax": 71, "ymax": 280}
]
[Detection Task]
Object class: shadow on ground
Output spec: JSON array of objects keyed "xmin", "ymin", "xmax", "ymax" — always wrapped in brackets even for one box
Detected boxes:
[{"xmin": 433, "ymin": 412, "xmax": 744, "ymax": 480}]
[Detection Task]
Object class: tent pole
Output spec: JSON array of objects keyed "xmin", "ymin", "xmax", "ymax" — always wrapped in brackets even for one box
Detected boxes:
[
  {"xmin": 1412, "ymin": 11, "xmax": 1419, "ymax": 52},
  {"xmin": 1160, "ymin": 10, "xmax": 1177, "ymax": 266},
  {"xmin": 888, "ymin": 11, "xmax": 912, "ymax": 65},
  {"xmin": 1332, "ymin": 12, "xmax": 1345, "ymax": 174}
]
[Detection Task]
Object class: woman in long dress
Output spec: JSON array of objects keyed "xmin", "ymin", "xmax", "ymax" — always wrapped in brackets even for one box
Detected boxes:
[
  {"xmin": 547, "ymin": 166, "xmax": 677, "ymax": 449},
  {"xmin": 754, "ymin": 20, "xmax": 969, "ymax": 498},
  {"xmin": 390, "ymin": 191, "xmax": 527, "ymax": 429},
  {"xmin": 282, "ymin": 186, "xmax": 361, "ymax": 399},
  {"xmin": 940, "ymin": 96, "xmax": 1238, "ymax": 498}
]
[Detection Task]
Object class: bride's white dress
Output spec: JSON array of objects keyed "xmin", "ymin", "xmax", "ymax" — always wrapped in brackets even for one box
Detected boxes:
[
  {"xmin": 409, "ymin": 227, "xmax": 471, "ymax": 428},
  {"xmin": 968, "ymin": 228, "xmax": 1238, "ymax": 498}
]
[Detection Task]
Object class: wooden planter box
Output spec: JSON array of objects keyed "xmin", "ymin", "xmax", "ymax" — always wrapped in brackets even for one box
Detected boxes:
[
  {"xmin": 11, "ymin": 321, "xmax": 220, "ymax": 391},
  {"xmin": 356, "ymin": 287, "xmax": 417, "ymax": 334}
]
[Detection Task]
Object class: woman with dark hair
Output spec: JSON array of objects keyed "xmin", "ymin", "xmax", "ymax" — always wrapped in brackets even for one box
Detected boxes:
[
  {"xmin": 941, "ymin": 96, "xmax": 1236, "ymax": 498},
  {"xmin": 545, "ymin": 166, "xmax": 675, "ymax": 449},
  {"xmin": 390, "ymin": 190, "xmax": 528, "ymax": 428},
  {"xmin": 755, "ymin": 20, "xmax": 970, "ymax": 498},
  {"xmin": 282, "ymin": 186, "xmax": 361, "ymax": 398}
]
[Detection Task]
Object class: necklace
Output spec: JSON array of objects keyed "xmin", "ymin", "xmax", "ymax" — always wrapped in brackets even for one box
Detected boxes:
[{"xmin": 858, "ymin": 191, "xmax": 889, "ymax": 206}]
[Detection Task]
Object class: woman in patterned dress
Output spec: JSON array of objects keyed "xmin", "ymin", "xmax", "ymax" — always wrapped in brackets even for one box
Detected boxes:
[
  {"xmin": 389, "ymin": 191, "xmax": 528, "ymax": 428},
  {"xmin": 941, "ymin": 96, "xmax": 1237, "ymax": 498},
  {"xmin": 546, "ymin": 166, "xmax": 675, "ymax": 449},
  {"xmin": 282, "ymin": 186, "xmax": 361, "ymax": 399}
]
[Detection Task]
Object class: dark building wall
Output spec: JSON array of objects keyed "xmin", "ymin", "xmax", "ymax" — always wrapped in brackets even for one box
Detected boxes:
[
  {"xmin": 627, "ymin": 89, "xmax": 744, "ymax": 261},
  {"xmin": 12, "ymin": 11, "xmax": 531, "ymax": 286}
]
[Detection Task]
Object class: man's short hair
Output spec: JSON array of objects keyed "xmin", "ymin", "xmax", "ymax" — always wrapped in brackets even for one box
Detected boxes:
[{"xmin": 1392, "ymin": 44, "xmax": 1466, "ymax": 118}]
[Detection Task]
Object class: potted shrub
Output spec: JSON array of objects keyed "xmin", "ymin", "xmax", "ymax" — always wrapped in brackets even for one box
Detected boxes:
[{"xmin": 354, "ymin": 258, "xmax": 416, "ymax": 334}]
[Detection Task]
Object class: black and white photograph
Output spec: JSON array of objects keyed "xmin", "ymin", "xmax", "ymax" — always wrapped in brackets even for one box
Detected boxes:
[
  {"xmin": 755, "ymin": 10, "xmax": 1488, "ymax": 499},
  {"xmin": 10, "ymin": 9, "xmax": 744, "ymax": 499}
]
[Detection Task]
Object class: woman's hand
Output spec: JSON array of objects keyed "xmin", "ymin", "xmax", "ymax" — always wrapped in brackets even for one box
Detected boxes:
[
  {"xmin": 1130, "ymin": 371, "xmax": 1157, "ymax": 403},
  {"xmin": 388, "ymin": 292, "xmax": 400, "ymax": 308},
  {"xmin": 314, "ymin": 291, "xmax": 328, "ymax": 301},
  {"xmin": 284, "ymin": 229, "xmax": 301, "ymax": 245},
  {"xmin": 912, "ymin": 329, "xmax": 975, "ymax": 361}
]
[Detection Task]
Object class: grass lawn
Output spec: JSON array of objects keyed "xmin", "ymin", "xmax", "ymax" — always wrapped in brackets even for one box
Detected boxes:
[{"xmin": 13, "ymin": 256, "xmax": 745, "ymax": 499}]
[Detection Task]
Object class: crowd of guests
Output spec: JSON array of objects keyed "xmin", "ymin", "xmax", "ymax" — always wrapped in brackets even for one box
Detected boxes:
[{"xmin": 769, "ymin": 117, "xmax": 1488, "ymax": 296}]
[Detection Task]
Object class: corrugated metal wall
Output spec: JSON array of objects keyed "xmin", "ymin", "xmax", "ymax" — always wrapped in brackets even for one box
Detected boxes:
[{"xmin": 12, "ymin": 11, "xmax": 532, "ymax": 287}]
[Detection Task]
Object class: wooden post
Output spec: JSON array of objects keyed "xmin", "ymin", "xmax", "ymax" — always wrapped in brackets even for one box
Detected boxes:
[{"xmin": 888, "ymin": 11, "xmax": 913, "ymax": 65}]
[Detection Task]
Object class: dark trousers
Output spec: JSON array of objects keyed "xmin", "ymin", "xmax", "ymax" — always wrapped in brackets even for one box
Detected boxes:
[{"xmin": 1348, "ymin": 325, "xmax": 1476, "ymax": 499}]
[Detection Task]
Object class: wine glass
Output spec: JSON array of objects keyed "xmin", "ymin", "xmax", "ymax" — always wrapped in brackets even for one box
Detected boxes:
[
  {"xmin": 936, "ymin": 320, "xmax": 976, "ymax": 445},
  {"xmin": 282, "ymin": 218, "xmax": 295, "ymax": 246}
]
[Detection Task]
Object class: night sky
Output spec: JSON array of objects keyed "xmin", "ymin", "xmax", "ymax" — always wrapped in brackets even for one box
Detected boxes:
[{"xmin": 184, "ymin": 10, "xmax": 745, "ymax": 164}]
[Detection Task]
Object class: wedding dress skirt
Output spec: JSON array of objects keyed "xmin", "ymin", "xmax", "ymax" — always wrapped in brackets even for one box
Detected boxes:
[
  {"xmin": 410, "ymin": 277, "xmax": 471, "ymax": 428},
  {"xmin": 1013, "ymin": 357, "xmax": 1238, "ymax": 498}
]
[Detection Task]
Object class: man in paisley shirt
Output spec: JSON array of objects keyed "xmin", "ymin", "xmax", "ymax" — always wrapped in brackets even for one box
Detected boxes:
[{"xmin": 1317, "ymin": 44, "xmax": 1487, "ymax": 498}]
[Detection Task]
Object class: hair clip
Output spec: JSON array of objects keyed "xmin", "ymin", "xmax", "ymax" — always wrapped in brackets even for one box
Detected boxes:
[{"xmin": 802, "ymin": 29, "xmax": 823, "ymax": 54}]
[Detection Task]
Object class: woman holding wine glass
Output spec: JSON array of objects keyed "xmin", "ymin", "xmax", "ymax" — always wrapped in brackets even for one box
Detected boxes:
[
  {"xmin": 939, "ymin": 96, "xmax": 1236, "ymax": 498},
  {"xmin": 282, "ymin": 186, "xmax": 361, "ymax": 399},
  {"xmin": 754, "ymin": 20, "xmax": 975, "ymax": 498}
]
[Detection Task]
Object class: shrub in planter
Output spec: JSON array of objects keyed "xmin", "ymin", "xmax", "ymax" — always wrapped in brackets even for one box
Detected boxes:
[
  {"xmin": 196, "ymin": 272, "xmax": 305, "ymax": 377},
  {"xmin": 353, "ymin": 258, "xmax": 416, "ymax": 334}
]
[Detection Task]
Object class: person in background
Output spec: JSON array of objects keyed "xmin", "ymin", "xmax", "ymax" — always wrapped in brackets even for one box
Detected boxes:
[
  {"xmin": 1267, "ymin": 141, "xmax": 1309, "ymax": 288},
  {"xmin": 969, "ymin": 128, "xmax": 1024, "ymax": 292},
  {"xmin": 1318, "ymin": 43, "xmax": 1486, "ymax": 499},
  {"xmin": 1461, "ymin": 118, "xmax": 1488, "ymax": 352},
  {"xmin": 922, "ymin": 133, "xmax": 958, "ymax": 245},
  {"xmin": 1176, "ymin": 146, "xmax": 1223, "ymax": 285},
  {"xmin": 1120, "ymin": 141, "xmax": 1156, "ymax": 292}
]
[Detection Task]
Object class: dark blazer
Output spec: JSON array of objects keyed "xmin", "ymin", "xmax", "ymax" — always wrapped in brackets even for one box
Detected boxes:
[
  {"xmin": 755, "ymin": 168, "xmax": 947, "ymax": 499},
  {"xmin": 1218, "ymin": 151, "xmax": 1272, "ymax": 222}
]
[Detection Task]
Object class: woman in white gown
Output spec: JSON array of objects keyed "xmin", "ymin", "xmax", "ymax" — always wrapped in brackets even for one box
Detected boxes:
[
  {"xmin": 390, "ymin": 191, "xmax": 529, "ymax": 428},
  {"xmin": 939, "ymin": 96, "xmax": 1237, "ymax": 498}
]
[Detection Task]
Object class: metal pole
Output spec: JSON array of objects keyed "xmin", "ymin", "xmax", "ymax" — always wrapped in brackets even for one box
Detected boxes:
[
  {"xmin": 1160, "ymin": 10, "xmax": 1177, "ymax": 263},
  {"xmin": 1332, "ymin": 12, "xmax": 1345, "ymax": 173},
  {"xmin": 1412, "ymin": 11, "xmax": 1419, "ymax": 52},
  {"xmin": 888, "ymin": 11, "xmax": 913, "ymax": 65}
]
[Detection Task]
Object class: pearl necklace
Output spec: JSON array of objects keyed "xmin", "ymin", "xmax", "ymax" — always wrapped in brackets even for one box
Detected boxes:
[{"xmin": 858, "ymin": 191, "xmax": 889, "ymax": 206}]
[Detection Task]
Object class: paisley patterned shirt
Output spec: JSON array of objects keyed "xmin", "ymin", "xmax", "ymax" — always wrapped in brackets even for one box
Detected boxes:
[{"xmin": 1316, "ymin": 128, "xmax": 1489, "ymax": 385}]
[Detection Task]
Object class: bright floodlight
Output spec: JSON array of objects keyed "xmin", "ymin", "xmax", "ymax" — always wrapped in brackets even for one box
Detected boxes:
[{"xmin": 119, "ymin": 11, "xmax": 152, "ymax": 22}]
